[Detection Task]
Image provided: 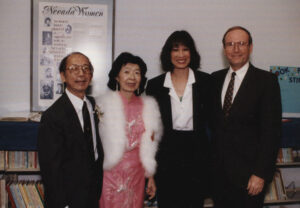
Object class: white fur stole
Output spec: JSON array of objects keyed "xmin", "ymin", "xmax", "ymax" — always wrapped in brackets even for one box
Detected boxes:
[{"xmin": 95, "ymin": 91, "xmax": 162, "ymax": 177}]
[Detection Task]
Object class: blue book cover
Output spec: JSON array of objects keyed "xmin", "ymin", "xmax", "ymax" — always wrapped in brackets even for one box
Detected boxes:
[{"xmin": 270, "ymin": 66, "xmax": 300, "ymax": 114}]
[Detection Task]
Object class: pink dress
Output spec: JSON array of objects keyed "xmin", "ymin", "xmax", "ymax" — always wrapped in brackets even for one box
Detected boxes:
[{"xmin": 99, "ymin": 94, "xmax": 146, "ymax": 208}]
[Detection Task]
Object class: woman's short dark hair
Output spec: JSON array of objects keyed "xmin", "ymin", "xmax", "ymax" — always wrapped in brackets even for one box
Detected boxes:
[
  {"xmin": 107, "ymin": 52, "xmax": 147, "ymax": 96},
  {"xmin": 222, "ymin": 26, "xmax": 253, "ymax": 48},
  {"xmin": 160, "ymin": 30, "xmax": 201, "ymax": 72},
  {"xmin": 59, "ymin": 52, "xmax": 94, "ymax": 73}
]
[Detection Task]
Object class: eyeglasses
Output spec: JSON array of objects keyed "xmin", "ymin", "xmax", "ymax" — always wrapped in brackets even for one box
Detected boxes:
[
  {"xmin": 67, "ymin": 64, "xmax": 92, "ymax": 74},
  {"xmin": 225, "ymin": 41, "xmax": 249, "ymax": 49}
]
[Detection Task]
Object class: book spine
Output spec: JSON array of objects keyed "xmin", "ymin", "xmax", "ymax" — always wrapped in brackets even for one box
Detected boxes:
[
  {"xmin": 14, "ymin": 182, "xmax": 26, "ymax": 208},
  {"xmin": 0, "ymin": 151, "xmax": 4, "ymax": 170},
  {"xmin": 6, "ymin": 183, "xmax": 16, "ymax": 208},
  {"xmin": 24, "ymin": 183, "xmax": 35, "ymax": 208},
  {"xmin": 18, "ymin": 183, "xmax": 30, "ymax": 207},
  {"xmin": 31, "ymin": 183, "xmax": 44, "ymax": 208},
  {"xmin": 36, "ymin": 183, "xmax": 44, "ymax": 202},
  {"xmin": 9, "ymin": 184, "xmax": 19, "ymax": 208}
]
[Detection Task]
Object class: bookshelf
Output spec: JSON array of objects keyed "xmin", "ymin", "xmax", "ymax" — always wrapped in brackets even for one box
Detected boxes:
[
  {"xmin": 0, "ymin": 121, "xmax": 43, "ymax": 207},
  {"xmin": 263, "ymin": 148, "xmax": 300, "ymax": 206},
  {"xmin": 277, "ymin": 162, "xmax": 300, "ymax": 168},
  {"xmin": 264, "ymin": 188, "xmax": 300, "ymax": 206},
  {"xmin": 1, "ymin": 118, "xmax": 300, "ymax": 208},
  {"xmin": 262, "ymin": 118, "xmax": 300, "ymax": 207},
  {"xmin": 0, "ymin": 121, "xmax": 39, "ymax": 151}
]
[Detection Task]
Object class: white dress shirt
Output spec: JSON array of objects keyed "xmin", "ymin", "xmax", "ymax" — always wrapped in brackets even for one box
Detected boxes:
[
  {"xmin": 164, "ymin": 68, "xmax": 195, "ymax": 131},
  {"xmin": 66, "ymin": 89, "xmax": 98, "ymax": 160},
  {"xmin": 221, "ymin": 62, "xmax": 249, "ymax": 107}
]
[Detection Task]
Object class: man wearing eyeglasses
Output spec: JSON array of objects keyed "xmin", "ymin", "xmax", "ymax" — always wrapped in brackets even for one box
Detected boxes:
[
  {"xmin": 211, "ymin": 26, "xmax": 282, "ymax": 208},
  {"xmin": 38, "ymin": 52, "xmax": 104, "ymax": 208}
]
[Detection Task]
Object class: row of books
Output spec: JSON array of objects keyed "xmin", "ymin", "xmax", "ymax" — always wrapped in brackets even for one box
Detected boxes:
[
  {"xmin": 277, "ymin": 147, "xmax": 300, "ymax": 163},
  {"xmin": 0, "ymin": 151, "xmax": 39, "ymax": 171},
  {"xmin": 264, "ymin": 170, "xmax": 287, "ymax": 201},
  {"xmin": 277, "ymin": 148, "xmax": 294, "ymax": 163},
  {"xmin": 6, "ymin": 181, "xmax": 44, "ymax": 208},
  {"xmin": 277, "ymin": 148, "xmax": 300, "ymax": 163}
]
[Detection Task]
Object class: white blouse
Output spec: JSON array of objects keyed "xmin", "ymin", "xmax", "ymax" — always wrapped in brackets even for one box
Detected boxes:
[{"xmin": 163, "ymin": 68, "xmax": 195, "ymax": 131}]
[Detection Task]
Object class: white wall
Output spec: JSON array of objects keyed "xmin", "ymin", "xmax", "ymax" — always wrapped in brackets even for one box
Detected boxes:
[
  {"xmin": 1, "ymin": 0, "xmax": 300, "ymax": 115},
  {"xmin": 115, "ymin": 0, "xmax": 300, "ymax": 77},
  {"xmin": 0, "ymin": 0, "xmax": 31, "ymax": 116}
]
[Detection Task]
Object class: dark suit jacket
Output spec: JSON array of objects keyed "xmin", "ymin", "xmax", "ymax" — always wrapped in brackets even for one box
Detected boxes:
[
  {"xmin": 146, "ymin": 70, "xmax": 214, "ymax": 194},
  {"xmin": 211, "ymin": 64, "xmax": 282, "ymax": 189},
  {"xmin": 38, "ymin": 93, "xmax": 104, "ymax": 208}
]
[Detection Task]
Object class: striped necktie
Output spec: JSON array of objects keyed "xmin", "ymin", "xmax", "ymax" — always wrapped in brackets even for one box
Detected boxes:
[{"xmin": 223, "ymin": 72, "xmax": 236, "ymax": 117}]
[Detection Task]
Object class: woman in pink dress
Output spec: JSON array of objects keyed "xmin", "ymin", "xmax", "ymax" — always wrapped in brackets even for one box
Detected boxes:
[{"xmin": 97, "ymin": 52, "xmax": 163, "ymax": 208}]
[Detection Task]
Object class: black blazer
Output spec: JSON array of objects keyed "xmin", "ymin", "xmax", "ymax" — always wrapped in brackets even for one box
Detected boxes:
[
  {"xmin": 146, "ymin": 70, "xmax": 213, "ymax": 135},
  {"xmin": 146, "ymin": 71, "xmax": 214, "ymax": 191},
  {"xmin": 211, "ymin": 64, "xmax": 282, "ymax": 188},
  {"xmin": 38, "ymin": 93, "xmax": 103, "ymax": 208}
]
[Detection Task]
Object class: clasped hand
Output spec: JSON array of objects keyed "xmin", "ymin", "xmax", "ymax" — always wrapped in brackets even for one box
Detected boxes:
[
  {"xmin": 146, "ymin": 176, "xmax": 156, "ymax": 199},
  {"xmin": 247, "ymin": 174, "xmax": 264, "ymax": 196}
]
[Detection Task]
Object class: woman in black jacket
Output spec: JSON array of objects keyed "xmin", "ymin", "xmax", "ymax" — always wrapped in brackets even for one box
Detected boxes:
[{"xmin": 146, "ymin": 30, "xmax": 214, "ymax": 208}]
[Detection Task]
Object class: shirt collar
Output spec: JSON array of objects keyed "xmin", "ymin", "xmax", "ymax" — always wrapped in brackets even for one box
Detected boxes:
[
  {"xmin": 66, "ymin": 88, "xmax": 87, "ymax": 111},
  {"xmin": 163, "ymin": 68, "xmax": 195, "ymax": 88},
  {"xmin": 229, "ymin": 62, "xmax": 249, "ymax": 80}
]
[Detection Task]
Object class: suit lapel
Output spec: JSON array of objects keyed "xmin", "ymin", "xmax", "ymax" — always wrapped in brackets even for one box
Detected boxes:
[
  {"xmin": 216, "ymin": 69, "xmax": 229, "ymax": 112},
  {"xmin": 230, "ymin": 65, "xmax": 255, "ymax": 116},
  {"xmin": 61, "ymin": 93, "xmax": 85, "ymax": 136},
  {"xmin": 155, "ymin": 74, "xmax": 173, "ymax": 130},
  {"xmin": 87, "ymin": 96, "xmax": 103, "ymax": 158},
  {"xmin": 192, "ymin": 73, "xmax": 202, "ymax": 131},
  {"xmin": 87, "ymin": 96, "xmax": 99, "ymax": 125},
  {"xmin": 162, "ymin": 83, "xmax": 173, "ymax": 130}
]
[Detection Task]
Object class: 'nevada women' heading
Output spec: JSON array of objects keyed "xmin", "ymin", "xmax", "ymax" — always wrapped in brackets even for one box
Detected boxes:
[{"xmin": 42, "ymin": 6, "xmax": 104, "ymax": 17}]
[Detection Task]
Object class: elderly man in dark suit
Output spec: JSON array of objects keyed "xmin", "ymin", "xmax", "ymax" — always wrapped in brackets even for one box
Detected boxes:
[
  {"xmin": 211, "ymin": 26, "xmax": 282, "ymax": 208},
  {"xmin": 38, "ymin": 52, "xmax": 103, "ymax": 208}
]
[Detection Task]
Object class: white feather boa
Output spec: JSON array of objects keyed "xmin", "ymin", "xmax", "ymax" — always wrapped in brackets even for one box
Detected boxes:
[{"xmin": 96, "ymin": 91, "xmax": 163, "ymax": 177}]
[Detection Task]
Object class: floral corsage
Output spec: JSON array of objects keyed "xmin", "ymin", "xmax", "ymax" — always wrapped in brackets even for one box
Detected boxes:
[{"xmin": 94, "ymin": 104, "xmax": 104, "ymax": 121}]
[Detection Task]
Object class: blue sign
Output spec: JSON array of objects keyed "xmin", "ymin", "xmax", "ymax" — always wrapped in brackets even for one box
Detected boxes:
[{"xmin": 270, "ymin": 66, "xmax": 300, "ymax": 113}]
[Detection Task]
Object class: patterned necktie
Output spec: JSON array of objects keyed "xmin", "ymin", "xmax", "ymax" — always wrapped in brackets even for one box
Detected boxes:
[
  {"xmin": 223, "ymin": 72, "xmax": 236, "ymax": 117},
  {"xmin": 82, "ymin": 101, "xmax": 95, "ymax": 161}
]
